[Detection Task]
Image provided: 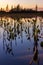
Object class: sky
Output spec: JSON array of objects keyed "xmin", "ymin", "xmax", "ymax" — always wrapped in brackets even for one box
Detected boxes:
[{"xmin": 0, "ymin": 0, "xmax": 43, "ymax": 10}]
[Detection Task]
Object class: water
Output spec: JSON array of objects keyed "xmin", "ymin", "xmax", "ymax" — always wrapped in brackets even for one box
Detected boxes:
[{"xmin": 0, "ymin": 16, "xmax": 43, "ymax": 65}]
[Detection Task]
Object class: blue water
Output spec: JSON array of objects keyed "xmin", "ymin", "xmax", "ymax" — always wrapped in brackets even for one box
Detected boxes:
[{"xmin": 0, "ymin": 17, "xmax": 43, "ymax": 65}]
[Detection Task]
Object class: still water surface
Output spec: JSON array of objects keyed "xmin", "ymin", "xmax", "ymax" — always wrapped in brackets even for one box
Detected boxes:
[{"xmin": 0, "ymin": 17, "xmax": 43, "ymax": 65}]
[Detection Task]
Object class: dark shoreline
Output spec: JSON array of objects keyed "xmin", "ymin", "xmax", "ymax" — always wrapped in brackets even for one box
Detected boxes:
[{"xmin": 0, "ymin": 12, "xmax": 43, "ymax": 19}]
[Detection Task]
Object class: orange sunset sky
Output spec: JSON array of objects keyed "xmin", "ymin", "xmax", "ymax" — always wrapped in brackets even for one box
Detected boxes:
[{"xmin": 0, "ymin": 0, "xmax": 43, "ymax": 10}]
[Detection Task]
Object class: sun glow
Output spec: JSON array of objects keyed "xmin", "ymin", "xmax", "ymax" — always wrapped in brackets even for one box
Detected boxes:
[{"xmin": 0, "ymin": 0, "xmax": 43, "ymax": 10}]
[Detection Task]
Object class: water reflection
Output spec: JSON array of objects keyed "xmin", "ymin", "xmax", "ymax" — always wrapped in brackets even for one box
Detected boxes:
[
  {"xmin": 0, "ymin": 17, "xmax": 43, "ymax": 65},
  {"xmin": 30, "ymin": 17, "xmax": 40, "ymax": 65}
]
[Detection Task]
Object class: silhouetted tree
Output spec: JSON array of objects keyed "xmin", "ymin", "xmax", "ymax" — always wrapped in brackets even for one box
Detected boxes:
[
  {"xmin": 35, "ymin": 5, "xmax": 38, "ymax": 11},
  {"xmin": 11, "ymin": 5, "xmax": 13, "ymax": 10},
  {"xmin": 1, "ymin": 8, "xmax": 3, "ymax": 11},
  {"xmin": 16, "ymin": 4, "xmax": 20, "ymax": 11},
  {"xmin": 6, "ymin": 4, "xmax": 9, "ymax": 12}
]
